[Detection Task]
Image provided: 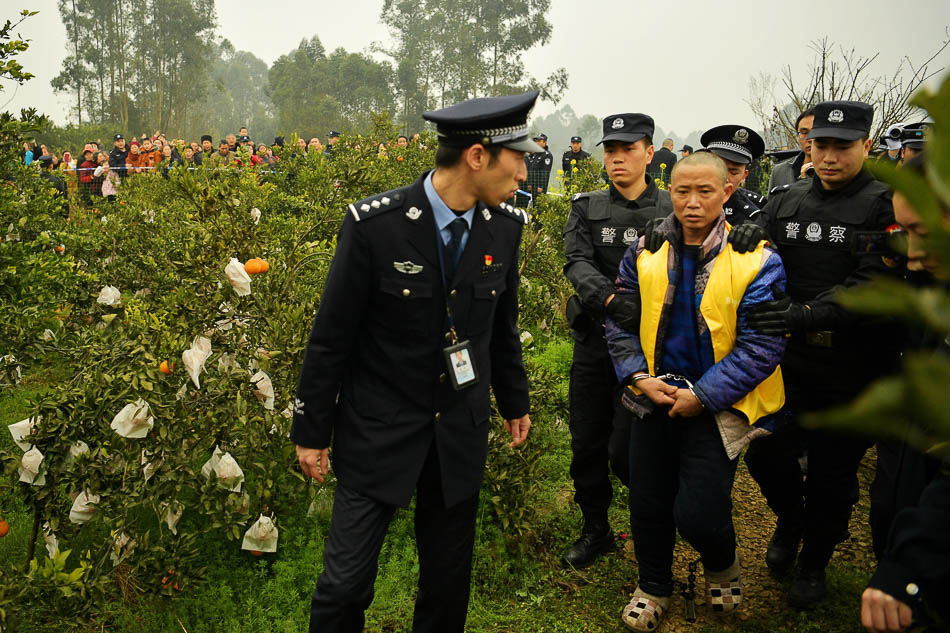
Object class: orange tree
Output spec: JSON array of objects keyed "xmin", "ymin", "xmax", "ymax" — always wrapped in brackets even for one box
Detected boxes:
[{"xmin": 0, "ymin": 119, "xmax": 576, "ymax": 629}]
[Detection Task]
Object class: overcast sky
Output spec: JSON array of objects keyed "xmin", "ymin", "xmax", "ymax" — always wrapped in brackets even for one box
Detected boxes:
[{"xmin": 4, "ymin": 0, "xmax": 949, "ymax": 139}]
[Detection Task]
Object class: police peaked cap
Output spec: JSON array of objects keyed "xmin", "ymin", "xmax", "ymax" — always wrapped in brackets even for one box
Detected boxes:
[
  {"xmin": 598, "ymin": 113, "xmax": 654, "ymax": 145},
  {"xmin": 423, "ymin": 91, "xmax": 544, "ymax": 153},
  {"xmin": 700, "ymin": 125, "xmax": 765, "ymax": 164}
]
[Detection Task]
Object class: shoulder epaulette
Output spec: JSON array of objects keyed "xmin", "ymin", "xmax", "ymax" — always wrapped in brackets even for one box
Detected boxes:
[
  {"xmin": 769, "ymin": 183, "xmax": 792, "ymax": 196},
  {"xmin": 347, "ymin": 187, "xmax": 407, "ymax": 222},
  {"xmin": 494, "ymin": 201, "xmax": 530, "ymax": 225}
]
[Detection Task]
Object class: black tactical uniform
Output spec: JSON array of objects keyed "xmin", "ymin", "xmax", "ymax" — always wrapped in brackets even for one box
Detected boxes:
[
  {"xmin": 292, "ymin": 92, "xmax": 540, "ymax": 633},
  {"xmin": 562, "ymin": 136, "xmax": 591, "ymax": 173},
  {"xmin": 742, "ymin": 100, "xmax": 901, "ymax": 608},
  {"xmin": 561, "ymin": 112, "xmax": 672, "ymax": 567},
  {"xmin": 108, "ymin": 133, "xmax": 128, "ymax": 174}
]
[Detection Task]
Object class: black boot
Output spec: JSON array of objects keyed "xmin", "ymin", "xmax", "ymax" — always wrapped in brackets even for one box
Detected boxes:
[
  {"xmin": 788, "ymin": 567, "xmax": 827, "ymax": 609},
  {"xmin": 561, "ymin": 522, "xmax": 613, "ymax": 568},
  {"xmin": 765, "ymin": 523, "xmax": 803, "ymax": 576}
]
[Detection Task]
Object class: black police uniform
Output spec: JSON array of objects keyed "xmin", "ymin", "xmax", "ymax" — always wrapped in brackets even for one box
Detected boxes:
[
  {"xmin": 524, "ymin": 136, "xmax": 553, "ymax": 194},
  {"xmin": 108, "ymin": 134, "xmax": 128, "ymax": 173},
  {"xmin": 743, "ymin": 101, "xmax": 901, "ymax": 590},
  {"xmin": 562, "ymin": 149, "xmax": 592, "ymax": 171},
  {"xmin": 724, "ymin": 187, "xmax": 765, "ymax": 226},
  {"xmin": 562, "ymin": 113, "xmax": 672, "ymax": 547},
  {"xmin": 291, "ymin": 92, "xmax": 538, "ymax": 633}
]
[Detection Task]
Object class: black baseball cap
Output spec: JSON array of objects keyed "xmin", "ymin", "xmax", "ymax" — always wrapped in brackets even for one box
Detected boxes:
[
  {"xmin": 200, "ymin": 134, "xmax": 213, "ymax": 143},
  {"xmin": 808, "ymin": 100, "xmax": 873, "ymax": 141},
  {"xmin": 679, "ymin": 144, "xmax": 693, "ymax": 153},
  {"xmin": 533, "ymin": 133, "xmax": 547, "ymax": 141},
  {"xmin": 598, "ymin": 113, "xmax": 654, "ymax": 146},
  {"xmin": 114, "ymin": 134, "xmax": 124, "ymax": 141},
  {"xmin": 570, "ymin": 136, "xmax": 582, "ymax": 143},
  {"xmin": 701, "ymin": 125, "xmax": 765, "ymax": 165},
  {"xmin": 423, "ymin": 91, "xmax": 544, "ymax": 153},
  {"xmin": 328, "ymin": 131, "xmax": 341, "ymax": 138}
]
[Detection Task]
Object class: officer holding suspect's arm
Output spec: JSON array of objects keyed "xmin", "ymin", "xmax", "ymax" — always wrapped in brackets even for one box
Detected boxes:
[{"xmin": 560, "ymin": 113, "xmax": 672, "ymax": 569}]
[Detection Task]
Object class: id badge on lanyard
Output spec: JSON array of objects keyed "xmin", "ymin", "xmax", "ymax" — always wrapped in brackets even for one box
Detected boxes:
[{"xmin": 437, "ymin": 224, "xmax": 479, "ymax": 391}]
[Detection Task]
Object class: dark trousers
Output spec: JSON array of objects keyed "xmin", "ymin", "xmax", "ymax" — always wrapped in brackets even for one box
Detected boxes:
[
  {"xmin": 568, "ymin": 328, "xmax": 631, "ymax": 524},
  {"xmin": 744, "ymin": 420, "xmax": 868, "ymax": 570},
  {"xmin": 629, "ymin": 409, "xmax": 739, "ymax": 597},
  {"xmin": 309, "ymin": 444, "xmax": 478, "ymax": 633}
]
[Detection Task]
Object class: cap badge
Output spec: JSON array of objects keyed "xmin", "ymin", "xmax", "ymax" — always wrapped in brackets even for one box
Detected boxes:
[
  {"xmin": 733, "ymin": 128, "xmax": 749, "ymax": 144},
  {"xmin": 612, "ymin": 118, "xmax": 624, "ymax": 130},
  {"xmin": 828, "ymin": 109, "xmax": 845, "ymax": 123},
  {"xmin": 406, "ymin": 206, "xmax": 422, "ymax": 221}
]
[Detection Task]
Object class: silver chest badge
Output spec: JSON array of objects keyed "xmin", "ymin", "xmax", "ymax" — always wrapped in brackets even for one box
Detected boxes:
[
  {"xmin": 623, "ymin": 228, "xmax": 638, "ymax": 245},
  {"xmin": 393, "ymin": 261, "xmax": 423, "ymax": 274},
  {"xmin": 805, "ymin": 222, "xmax": 822, "ymax": 242},
  {"xmin": 406, "ymin": 207, "xmax": 422, "ymax": 221}
]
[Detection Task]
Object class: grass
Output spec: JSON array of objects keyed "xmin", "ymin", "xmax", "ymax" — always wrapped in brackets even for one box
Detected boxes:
[{"xmin": 1, "ymin": 343, "xmax": 875, "ymax": 633}]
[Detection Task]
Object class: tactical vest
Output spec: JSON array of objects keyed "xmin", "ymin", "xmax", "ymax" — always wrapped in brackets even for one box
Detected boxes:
[
  {"xmin": 637, "ymin": 239, "xmax": 785, "ymax": 425},
  {"xmin": 584, "ymin": 188, "xmax": 673, "ymax": 277},
  {"xmin": 767, "ymin": 177, "xmax": 891, "ymax": 303}
]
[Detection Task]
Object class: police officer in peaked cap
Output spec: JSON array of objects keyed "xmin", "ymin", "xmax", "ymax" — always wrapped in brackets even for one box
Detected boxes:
[
  {"xmin": 563, "ymin": 135, "xmax": 592, "ymax": 174},
  {"xmin": 700, "ymin": 124, "xmax": 767, "ymax": 226},
  {"xmin": 561, "ymin": 113, "xmax": 673, "ymax": 568},
  {"xmin": 733, "ymin": 100, "xmax": 902, "ymax": 609},
  {"xmin": 292, "ymin": 91, "xmax": 539, "ymax": 633},
  {"xmin": 524, "ymin": 132, "xmax": 554, "ymax": 196}
]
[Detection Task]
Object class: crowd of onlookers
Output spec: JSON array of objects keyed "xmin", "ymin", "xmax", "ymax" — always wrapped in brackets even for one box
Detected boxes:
[{"xmin": 22, "ymin": 127, "xmax": 424, "ymax": 205}]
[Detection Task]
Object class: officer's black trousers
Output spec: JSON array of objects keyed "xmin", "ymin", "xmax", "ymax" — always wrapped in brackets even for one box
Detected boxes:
[
  {"xmin": 309, "ymin": 444, "xmax": 478, "ymax": 633},
  {"xmin": 744, "ymin": 420, "xmax": 868, "ymax": 570},
  {"xmin": 568, "ymin": 327, "xmax": 631, "ymax": 525}
]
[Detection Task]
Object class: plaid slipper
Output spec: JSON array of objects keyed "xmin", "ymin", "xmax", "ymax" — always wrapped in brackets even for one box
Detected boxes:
[
  {"xmin": 621, "ymin": 590, "xmax": 667, "ymax": 631},
  {"xmin": 705, "ymin": 574, "xmax": 742, "ymax": 612}
]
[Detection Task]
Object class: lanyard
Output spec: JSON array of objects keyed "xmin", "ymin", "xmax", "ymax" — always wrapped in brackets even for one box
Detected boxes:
[{"xmin": 435, "ymin": 226, "xmax": 462, "ymax": 345}]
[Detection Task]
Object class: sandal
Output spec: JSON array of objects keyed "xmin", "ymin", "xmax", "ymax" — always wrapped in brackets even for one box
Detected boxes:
[
  {"xmin": 621, "ymin": 592, "xmax": 666, "ymax": 631},
  {"xmin": 705, "ymin": 575, "xmax": 742, "ymax": 612}
]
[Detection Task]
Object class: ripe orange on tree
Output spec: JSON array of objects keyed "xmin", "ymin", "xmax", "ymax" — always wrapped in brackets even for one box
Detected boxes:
[
  {"xmin": 250, "ymin": 550, "xmax": 263, "ymax": 557},
  {"xmin": 0, "ymin": 520, "xmax": 8, "ymax": 537},
  {"xmin": 159, "ymin": 361, "xmax": 174, "ymax": 374},
  {"xmin": 244, "ymin": 258, "xmax": 269, "ymax": 275}
]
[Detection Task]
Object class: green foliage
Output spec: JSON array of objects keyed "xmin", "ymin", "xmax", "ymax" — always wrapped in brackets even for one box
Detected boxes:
[{"xmin": 806, "ymin": 74, "xmax": 950, "ymax": 456}]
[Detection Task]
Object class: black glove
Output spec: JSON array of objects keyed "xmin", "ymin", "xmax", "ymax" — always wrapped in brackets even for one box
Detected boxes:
[
  {"xmin": 747, "ymin": 289, "xmax": 811, "ymax": 335},
  {"xmin": 642, "ymin": 218, "xmax": 667, "ymax": 253},
  {"xmin": 605, "ymin": 293, "xmax": 640, "ymax": 332},
  {"xmin": 728, "ymin": 223, "xmax": 769, "ymax": 253}
]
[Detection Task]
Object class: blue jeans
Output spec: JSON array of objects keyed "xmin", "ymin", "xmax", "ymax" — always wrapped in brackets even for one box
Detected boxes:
[{"xmin": 628, "ymin": 408, "xmax": 739, "ymax": 597}]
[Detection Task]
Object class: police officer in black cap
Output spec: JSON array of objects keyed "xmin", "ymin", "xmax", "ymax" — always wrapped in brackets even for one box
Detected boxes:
[
  {"xmin": 561, "ymin": 113, "xmax": 673, "ymax": 568},
  {"xmin": 562, "ymin": 135, "xmax": 591, "ymax": 173},
  {"xmin": 679, "ymin": 144, "xmax": 693, "ymax": 159},
  {"xmin": 524, "ymin": 132, "xmax": 553, "ymax": 197},
  {"xmin": 323, "ymin": 130, "xmax": 341, "ymax": 157},
  {"xmin": 701, "ymin": 124, "xmax": 767, "ymax": 226},
  {"xmin": 109, "ymin": 134, "xmax": 128, "ymax": 173},
  {"xmin": 731, "ymin": 100, "xmax": 901, "ymax": 609},
  {"xmin": 292, "ymin": 91, "xmax": 538, "ymax": 633}
]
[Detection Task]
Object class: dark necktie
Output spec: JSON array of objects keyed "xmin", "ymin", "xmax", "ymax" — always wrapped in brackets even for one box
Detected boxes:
[{"xmin": 444, "ymin": 217, "xmax": 467, "ymax": 279}]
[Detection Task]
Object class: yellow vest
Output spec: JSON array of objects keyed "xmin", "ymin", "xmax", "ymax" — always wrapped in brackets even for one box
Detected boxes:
[{"xmin": 637, "ymin": 239, "xmax": 785, "ymax": 425}]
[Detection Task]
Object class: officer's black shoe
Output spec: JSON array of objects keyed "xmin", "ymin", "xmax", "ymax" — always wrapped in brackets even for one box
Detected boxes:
[
  {"xmin": 561, "ymin": 524, "xmax": 613, "ymax": 569},
  {"xmin": 788, "ymin": 567, "xmax": 827, "ymax": 610},
  {"xmin": 765, "ymin": 524, "xmax": 803, "ymax": 576}
]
